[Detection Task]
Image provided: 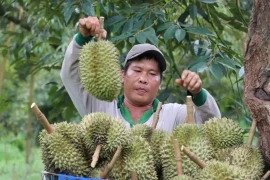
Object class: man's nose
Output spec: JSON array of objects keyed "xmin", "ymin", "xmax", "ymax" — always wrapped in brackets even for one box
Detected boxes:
[{"xmin": 138, "ymin": 73, "xmax": 148, "ymax": 84}]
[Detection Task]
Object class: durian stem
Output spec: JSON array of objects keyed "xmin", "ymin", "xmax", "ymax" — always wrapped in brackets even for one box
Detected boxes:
[
  {"xmin": 30, "ymin": 102, "xmax": 54, "ymax": 134},
  {"xmin": 98, "ymin": 16, "xmax": 104, "ymax": 41},
  {"xmin": 173, "ymin": 139, "xmax": 183, "ymax": 175},
  {"xmin": 100, "ymin": 146, "xmax": 122, "ymax": 179},
  {"xmin": 261, "ymin": 170, "xmax": 270, "ymax": 180},
  {"xmin": 247, "ymin": 119, "xmax": 257, "ymax": 146},
  {"xmin": 91, "ymin": 144, "xmax": 102, "ymax": 168},
  {"xmin": 186, "ymin": 96, "xmax": 195, "ymax": 124},
  {"xmin": 151, "ymin": 102, "xmax": 163, "ymax": 129},
  {"xmin": 131, "ymin": 171, "xmax": 138, "ymax": 180},
  {"xmin": 181, "ymin": 145, "xmax": 206, "ymax": 168}
]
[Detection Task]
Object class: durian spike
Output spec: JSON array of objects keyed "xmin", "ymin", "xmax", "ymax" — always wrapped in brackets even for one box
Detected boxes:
[
  {"xmin": 151, "ymin": 102, "xmax": 163, "ymax": 129},
  {"xmin": 97, "ymin": 16, "xmax": 104, "ymax": 41},
  {"xmin": 247, "ymin": 119, "xmax": 257, "ymax": 146},
  {"xmin": 100, "ymin": 146, "xmax": 122, "ymax": 179},
  {"xmin": 186, "ymin": 96, "xmax": 195, "ymax": 124},
  {"xmin": 30, "ymin": 102, "xmax": 54, "ymax": 134},
  {"xmin": 91, "ymin": 144, "xmax": 102, "ymax": 168},
  {"xmin": 181, "ymin": 145, "xmax": 206, "ymax": 168},
  {"xmin": 173, "ymin": 139, "xmax": 183, "ymax": 175},
  {"xmin": 261, "ymin": 170, "xmax": 270, "ymax": 180},
  {"xmin": 131, "ymin": 171, "xmax": 138, "ymax": 180}
]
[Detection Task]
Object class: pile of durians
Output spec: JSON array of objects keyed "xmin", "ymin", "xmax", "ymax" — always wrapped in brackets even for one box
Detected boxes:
[{"xmin": 39, "ymin": 112, "xmax": 264, "ymax": 180}]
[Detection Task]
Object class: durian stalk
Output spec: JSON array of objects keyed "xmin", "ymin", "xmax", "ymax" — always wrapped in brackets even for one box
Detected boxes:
[
  {"xmin": 151, "ymin": 102, "xmax": 163, "ymax": 129},
  {"xmin": 181, "ymin": 145, "xmax": 206, "ymax": 168},
  {"xmin": 173, "ymin": 139, "xmax": 183, "ymax": 175},
  {"xmin": 31, "ymin": 102, "xmax": 53, "ymax": 134},
  {"xmin": 186, "ymin": 96, "xmax": 194, "ymax": 124},
  {"xmin": 91, "ymin": 144, "xmax": 102, "ymax": 168},
  {"xmin": 100, "ymin": 146, "xmax": 122, "ymax": 178},
  {"xmin": 261, "ymin": 170, "xmax": 270, "ymax": 180},
  {"xmin": 97, "ymin": 16, "xmax": 104, "ymax": 41},
  {"xmin": 131, "ymin": 171, "xmax": 138, "ymax": 180},
  {"xmin": 247, "ymin": 119, "xmax": 257, "ymax": 146}
]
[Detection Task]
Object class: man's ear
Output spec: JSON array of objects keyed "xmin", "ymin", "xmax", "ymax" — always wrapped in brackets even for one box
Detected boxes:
[{"xmin": 121, "ymin": 70, "xmax": 125, "ymax": 84}]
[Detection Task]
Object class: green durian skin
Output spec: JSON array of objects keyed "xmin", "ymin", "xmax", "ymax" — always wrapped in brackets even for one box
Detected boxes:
[
  {"xmin": 124, "ymin": 136, "xmax": 158, "ymax": 180},
  {"xmin": 40, "ymin": 132, "xmax": 90, "ymax": 177},
  {"xmin": 171, "ymin": 175, "xmax": 194, "ymax": 180},
  {"xmin": 129, "ymin": 124, "xmax": 153, "ymax": 140},
  {"xmin": 204, "ymin": 117, "xmax": 244, "ymax": 149},
  {"xmin": 79, "ymin": 40, "xmax": 121, "ymax": 102},
  {"xmin": 197, "ymin": 160, "xmax": 241, "ymax": 180},
  {"xmin": 226, "ymin": 145, "xmax": 264, "ymax": 179}
]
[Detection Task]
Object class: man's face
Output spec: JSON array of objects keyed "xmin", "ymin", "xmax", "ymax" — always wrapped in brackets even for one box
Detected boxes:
[{"xmin": 122, "ymin": 58, "xmax": 161, "ymax": 106}]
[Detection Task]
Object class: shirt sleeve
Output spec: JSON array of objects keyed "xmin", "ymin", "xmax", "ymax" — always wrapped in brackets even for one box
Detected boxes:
[{"xmin": 60, "ymin": 35, "xmax": 116, "ymax": 117}]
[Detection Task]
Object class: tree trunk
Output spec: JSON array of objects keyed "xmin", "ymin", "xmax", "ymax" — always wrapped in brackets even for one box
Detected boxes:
[
  {"xmin": 244, "ymin": 0, "xmax": 270, "ymax": 171},
  {"xmin": 25, "ymin": 71, "xmax": 35, "ymax": 164},
  {"xmin": 0, "ymin": 22, "xmax": 14, "ymax": 95}
]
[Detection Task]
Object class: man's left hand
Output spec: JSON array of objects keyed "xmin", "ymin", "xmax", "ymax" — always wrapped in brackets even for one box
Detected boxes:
[{"xmin": 175, "ymin": 69, "xmax": 202, "ymax": 95}]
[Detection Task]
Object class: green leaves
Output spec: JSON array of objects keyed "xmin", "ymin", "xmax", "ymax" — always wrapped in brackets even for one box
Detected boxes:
[
  {"xmin": 197, "ymin": 0, "xmax": 217, "ymax": 3},
  {"xmin": 185, "ymin": 26, "xmax": 215, "ymax": 36},
  {"xmin": 81, "ymin": 0, "xmax": 95, "ymax": 16},
  {"xmin": 164, "ymin": 25, "xmax": 177, "ymax": 42},
  {"xmin": 62, "ymin": 0, "xmax": 75, "ymax": 24},
  {"xmin": 175, "ymin": 29, "xmax": 186, "ymax": 42}
]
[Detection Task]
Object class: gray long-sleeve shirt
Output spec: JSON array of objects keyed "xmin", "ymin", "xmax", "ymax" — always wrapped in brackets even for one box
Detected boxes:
[{"xmin": 60, "ymin": 35, "xmax": 221, "ymax": 133}]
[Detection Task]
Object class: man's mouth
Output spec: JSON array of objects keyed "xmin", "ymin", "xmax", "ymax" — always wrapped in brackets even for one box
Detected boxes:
[{"xmin": 136, "ymin": 87, "xmax": 147, "ymax": 93}]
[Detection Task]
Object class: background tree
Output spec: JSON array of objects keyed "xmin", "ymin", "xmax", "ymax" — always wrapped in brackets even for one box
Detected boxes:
[{"xmin": 244, "ymin": 0, "xmax": 270, "ymax": 170}]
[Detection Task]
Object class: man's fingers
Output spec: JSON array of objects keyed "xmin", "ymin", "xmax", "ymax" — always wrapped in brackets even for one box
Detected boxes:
[
  {"xmin": 102, "ymin": 30, "xmax": 107, "ymax": 39},
  {"xmin": 188, "ymin": 74, "xmax": 200, "ymax": 90},
  {"xmin": 79, "ymin": 18, "xmax": 86, "ymax": 26},
  {"xmin": 175, "ymin": 79, "xmax": 184, "ymax": 86}
]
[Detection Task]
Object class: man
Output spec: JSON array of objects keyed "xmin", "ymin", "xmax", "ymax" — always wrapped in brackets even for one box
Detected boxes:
[{"xmin": 60, "ymin": 16, "xmax": 221, "ymax": 133}]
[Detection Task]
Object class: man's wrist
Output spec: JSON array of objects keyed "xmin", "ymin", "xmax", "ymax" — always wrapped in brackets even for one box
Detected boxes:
[
  {"xmin": 75, "ymin": 32, "xmax": 93, "ymax": 46},
  {"xmin": 187, "ymin": 89, "xmax": 207, "ymax": 106}
]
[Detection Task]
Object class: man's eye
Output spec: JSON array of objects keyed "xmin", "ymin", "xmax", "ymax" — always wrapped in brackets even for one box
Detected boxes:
[
  {"xmin": 134, "ymin": 70, "xmax": 141, "ymax": 72},
  {"xmin": 150, "ymin": 73, "xmax": 156, "ymax": 75}
]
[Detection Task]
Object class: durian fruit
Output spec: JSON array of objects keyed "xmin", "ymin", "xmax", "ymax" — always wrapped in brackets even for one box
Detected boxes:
[
  {"xmin": 161, "ymin": 124, "xmax": 214, "ymax": 179},
  {"xmin": 80, "ymin": 112, "xmax": 113, "ymax": 157},
  {"xmin": 149, "ymin": 129, "xmax": 169, "ymax": 175},
  {"xmin": 196, "ymin": 160, "xmax": 242, "ymax": 180},
  {"xmin": 79, "ymin": 40, "xmax": 121, "ymax": 102},
  {"xmin": 225, "ymin": 145, "xmax": 264, "ymax": 179},
  {"xmin": 39, "ymin": 131, "xmax": 90, "ymax": 177},
  {"xmin": 101, "ymin": 117, "xmax": 130, "ymax": 159},
  {"xmin": 171, "ymin": 175, "xmax": 193, "ymax": 180},
  {"xmin": 204, "ymin": 117, "xmax": 244, "ymax": 149},
  {"xmin": 39, "ymin": 130, "xmax": 54, "ymax": 172},
  {"xmin": 129, "ymin": 124, "xmax": 153, "ymax": 140},
  {"xmin": 124, "ymin": 136, "xmax": 158, "ymax": 180}
]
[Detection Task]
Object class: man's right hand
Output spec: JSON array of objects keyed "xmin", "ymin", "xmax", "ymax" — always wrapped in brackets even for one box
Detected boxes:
[{"xmin": 79, "ymin": 16, "xmax": 107, "ymax": 39}]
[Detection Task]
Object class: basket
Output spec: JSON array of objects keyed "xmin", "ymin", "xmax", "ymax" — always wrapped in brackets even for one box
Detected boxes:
[{"xmin": 41, "ymin": 171, "xmax": 103, "ymax": 180}]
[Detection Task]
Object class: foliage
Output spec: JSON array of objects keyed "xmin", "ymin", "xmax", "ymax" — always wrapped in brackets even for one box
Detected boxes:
[{"xmin": 0, "ymin": 0, "xmax": 256, "ymax": 153}]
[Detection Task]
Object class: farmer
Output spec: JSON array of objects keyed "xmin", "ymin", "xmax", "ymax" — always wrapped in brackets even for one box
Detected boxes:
[{"xmin": 60, "ymin": 16, "xmax": 221, "ymax": 133}]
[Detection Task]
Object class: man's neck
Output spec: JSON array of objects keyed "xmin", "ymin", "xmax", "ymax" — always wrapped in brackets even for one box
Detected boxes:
[{"xmin": 123, "ymin": 99, "xmax": 152, "ymax": 123}]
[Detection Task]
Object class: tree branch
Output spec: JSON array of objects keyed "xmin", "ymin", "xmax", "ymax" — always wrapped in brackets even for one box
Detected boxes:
[{"xmin": 0, "ymin": 4, "xmax": 31, "ymax": 31}]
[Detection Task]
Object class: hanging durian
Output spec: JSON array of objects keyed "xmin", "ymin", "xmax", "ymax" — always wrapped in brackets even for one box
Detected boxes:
[
  {"xmin": 204, "ymin": 117, "xmax": 244, "ymax": 149},
  {"xmin": 79, "ymin": 17, "xmax": 121, "ymax": 102}
]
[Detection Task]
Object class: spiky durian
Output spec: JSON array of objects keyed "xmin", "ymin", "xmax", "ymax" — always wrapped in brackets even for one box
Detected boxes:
[
  {"xmin": 124, "ymin": 136, "xmax": 158, "ymax": 180},
  {"xmin": 225, "ymin": 145, "xmax": 264, "ymax": 179},
  {"xmin": 101, "ymin": 117, "xmax": 129, "ymax": 159},
  {"xmin": 161, "ymin": 124, "xmax": 214, "ymax": 179},
  {"xmin": 41, "ymin": 132, "xmax": 90, "ymax": 177},
  {"xmin": 171, "ymin": 175, "xmax": 193, "ymax": 180},
  {"xmin": 80, "ymin": 112, "xmax": 113, "ymax": 154},
  {"xmin": 204, "ymin": 117, "xmax": 243, "ymax": 149},
  {"xmin": 129, "ymin": 124, "xmax": 153, "ymax": 140},
  {"xmin": 39, "ymin": 130, "xmax": 54, "ymax": 172},
  {"xmin": 150, "ymin": 129, "xmax": 169, "ymax": 170},
  {"xmin": 79, "ymin": 40, "xmax": 121, "ymax": 101},
  {"xmin": 197, "ymin": 160, "xmax": 241, "ymax": 180}
]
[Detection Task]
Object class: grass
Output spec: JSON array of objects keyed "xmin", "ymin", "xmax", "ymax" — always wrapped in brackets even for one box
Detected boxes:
[{"xmin": 0, "ymin": 140, "xmax": 44, "ymax": 180}]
